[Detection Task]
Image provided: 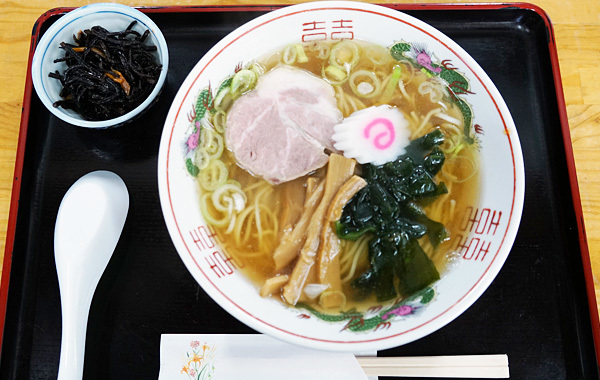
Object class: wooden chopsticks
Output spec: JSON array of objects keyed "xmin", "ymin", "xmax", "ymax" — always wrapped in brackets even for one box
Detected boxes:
[{"xmin": 356, "ymin": 354, "xmax": 509, "ymax": 378}]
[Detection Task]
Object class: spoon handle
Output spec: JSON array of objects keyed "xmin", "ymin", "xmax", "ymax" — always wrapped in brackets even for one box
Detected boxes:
[
  {"xmin": 54, "ymin": 171, "xmax": 129, "ymax": 379},
  {"xmin": 57, "ymin": 285, "xmax": 94, "ymax": 380}
]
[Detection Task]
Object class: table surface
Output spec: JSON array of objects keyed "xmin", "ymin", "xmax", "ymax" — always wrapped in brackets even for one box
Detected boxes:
[{"xmin": 1, "ymin": 0, "xmax": 599, "ymax": 331}]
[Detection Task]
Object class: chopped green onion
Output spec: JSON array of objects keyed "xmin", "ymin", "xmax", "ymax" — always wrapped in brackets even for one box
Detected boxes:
[
  {"xmin": 231, "ymin": 69, "xmax": 257, "ymax": 97},
  {"xmin": 295, "ymin": 44, "xmax": 309, "ymax": 63},
  {"xmin": 213, "ymin": 86, "xmax": 233, "ymax": 112},
  {"xmin": 283, "ymin": 45, "xmax": 297, "ymax": 64},
  {"xmin": 349, "ymin": 70, "xmax": 382, "ymax": 99},
  {"xmin": 329, "ymin": 40, "xmax": 359, "ymax": 71},
  {"xmin": 421, "ymin": 67, "xmax": 433, "ymax": 78},
  {"xmin": 379, "ymin": 65, "xmax": 402, "ymax": 104},
  {"xmin": 249, "ymin": 62, "xmax": 265, "ymax": 76},
  {"xmin": 213, "ymin": 110, "xmax": 227, "ymax": 133},
  {"xmin": 325, "ymin": 65, "xmax": 347, "ymax": 82}
]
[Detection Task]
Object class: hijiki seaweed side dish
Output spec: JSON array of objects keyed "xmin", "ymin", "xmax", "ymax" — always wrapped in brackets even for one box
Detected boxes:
[{"xmin": 49, "ymin": 21, "xmax": 162, "ymax": 121}]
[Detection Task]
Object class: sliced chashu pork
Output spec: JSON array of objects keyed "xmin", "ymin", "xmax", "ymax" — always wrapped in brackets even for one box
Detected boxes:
[{"xmin": 225, "ymin": 66, "xmax": 342, "ymax": 184}]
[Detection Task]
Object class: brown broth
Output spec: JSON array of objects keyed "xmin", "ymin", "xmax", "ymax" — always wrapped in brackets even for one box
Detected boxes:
[{"xmin": 207, "ymin": 39, "xmax": 480, "ymax": 311}]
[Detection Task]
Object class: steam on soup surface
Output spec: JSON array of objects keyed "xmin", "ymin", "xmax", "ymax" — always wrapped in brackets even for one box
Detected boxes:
[{"xmin": 189, "ymin": 39, "xmax": 479, "ymax": 312}]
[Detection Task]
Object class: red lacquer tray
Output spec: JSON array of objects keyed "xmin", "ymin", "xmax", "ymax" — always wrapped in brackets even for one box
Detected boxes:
[{"xmin": 0, "ymin": 4, "xmax": 597, "ymax": 379}]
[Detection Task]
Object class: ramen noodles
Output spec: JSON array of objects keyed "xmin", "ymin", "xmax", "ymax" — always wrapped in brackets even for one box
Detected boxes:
[{"xmin": 185, "ymin": 39, "xmax": 480, "ymax": 312}]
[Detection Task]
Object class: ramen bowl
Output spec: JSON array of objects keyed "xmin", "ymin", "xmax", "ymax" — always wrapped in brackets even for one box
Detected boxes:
[
  {"xmin": 158, "ymin": 1, "xmax": 524, "ymax": 352},
  {"xmin": 31, "ymin": 3, "xmax": 169, "ymax": 128}
]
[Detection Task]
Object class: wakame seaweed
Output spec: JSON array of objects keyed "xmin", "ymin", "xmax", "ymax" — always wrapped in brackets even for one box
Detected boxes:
[
  {"xmin": 48, "ymin": 22, "xmax": 162, "ymax": 121},
  {"xmin": 336, "ymin": 130, "xmax": 447, "ymax": 301}
]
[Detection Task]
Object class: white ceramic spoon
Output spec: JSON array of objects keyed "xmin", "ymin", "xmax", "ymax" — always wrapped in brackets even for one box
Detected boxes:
[{"xmin": 54, "ymin": 170, "xmax": 129, "ymax": 380}]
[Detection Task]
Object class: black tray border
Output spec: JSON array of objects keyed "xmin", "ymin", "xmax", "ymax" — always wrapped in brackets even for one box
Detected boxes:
[{"xmin": 2, "ymin": 0, "xmax": 598, "ymax": 368}]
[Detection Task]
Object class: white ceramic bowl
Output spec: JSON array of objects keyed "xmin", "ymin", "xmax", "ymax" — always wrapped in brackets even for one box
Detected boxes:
[
  {"xmin": 31, "ymin": 3, "xmax": 169, "ymax": 128},
  {"xmin": 158, "ymin": 1, "xmax": 525, "ymax": 352}
]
